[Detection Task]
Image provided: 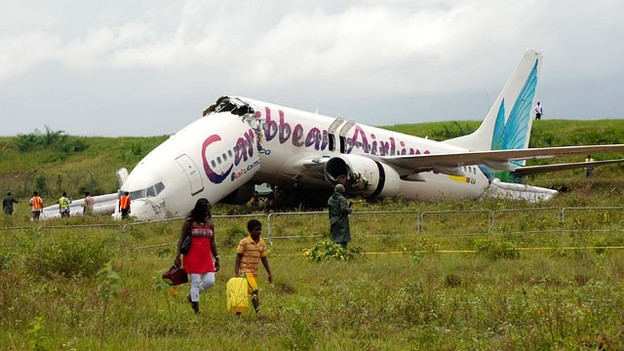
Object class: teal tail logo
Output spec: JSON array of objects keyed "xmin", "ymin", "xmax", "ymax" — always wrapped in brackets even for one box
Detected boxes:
[{"xmin": 481, "ymin": 59, "xmax": 539, "ymax": 183}]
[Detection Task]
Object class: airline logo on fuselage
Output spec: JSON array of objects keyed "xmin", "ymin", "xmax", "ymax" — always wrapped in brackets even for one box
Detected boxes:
[
  {"xmin": 257, "ymin": 107, "xmax": 430, "ymax": 156},
  {"xmin": 202, "ymin": 130, "xmax": 257, "ymax": 184},
  {"xmin": 202, "ymin": 106, "xmax": 431, "ymax": 185}
]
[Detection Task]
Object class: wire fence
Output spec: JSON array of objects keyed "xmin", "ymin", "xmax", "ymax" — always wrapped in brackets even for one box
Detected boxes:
[{"xmin": 1, "ymin": 206, "xmax": 622, "ymax": 250}]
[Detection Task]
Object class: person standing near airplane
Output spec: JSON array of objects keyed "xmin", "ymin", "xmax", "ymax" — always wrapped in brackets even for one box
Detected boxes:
[
  {"xmin": 585, "ymin": 155, "xmax": 595, "ymax": 177},
  {"xmin": 3, "ymin": 191, "xmax": 18, "ymax": 215},
  {"xmin": 174, "ymin": 198, "xmax": 220, "ymax": 314},
  {"xmin": 235, "ymin": 219, "xmax": 272, "ymax": 316},
  {"xmin": 58, "ymin": 191, "xmax": 72, "ymax": 218},
  {"xmin": 119, "ymin": 191, "xmax": 131, "ymax": 219},
  {"xmin": 29, "ymin": 191, "xmax": 43, "ymax": 221},
  {"xmin": 83, "ymin": 191, "xmax": 94, "ymax": 215},
  {"xmin": 534, "ymin": 101, "xmax": 543, "ymax": 120},
  {"xmin": 328, "ymin": 184, "xmax": 352, "ymax": 249}
]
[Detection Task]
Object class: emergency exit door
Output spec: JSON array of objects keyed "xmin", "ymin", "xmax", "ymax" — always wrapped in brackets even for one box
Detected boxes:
[{"xmin": 175, "ymin": 154, "xmax": 204, "ymax": 196}]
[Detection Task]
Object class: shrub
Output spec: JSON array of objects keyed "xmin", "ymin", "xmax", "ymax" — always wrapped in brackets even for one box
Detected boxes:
[
  {"xmin": 219, "ymin": 225, "xmax": 247, "ymax": 248},
  {"xmin": 24, "ymin": 234, "xmax": 114, "ymax": 279},
  {"xmin": 302, "ymin": 241, "xmax": 362, "ymax": 262},
  {"xmin": 475, "ymin": 238, "xmax": 520, "ymax": 260}
]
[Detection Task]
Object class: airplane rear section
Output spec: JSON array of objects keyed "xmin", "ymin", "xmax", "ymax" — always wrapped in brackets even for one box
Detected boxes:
[{"xmin": 325, "ymin": 155, "xmax": 401, "ymax": 198}]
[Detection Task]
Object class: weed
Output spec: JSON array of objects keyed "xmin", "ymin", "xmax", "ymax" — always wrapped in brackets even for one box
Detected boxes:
[
  {"xmin": 219, "ymin": 224, "xmax": 247, "ymax": 248},
  {"xmin": 24, "ymin": 234, "xmax": 114, "ymax": 279},
  {"xmin": 302, "ymin": 241, "xmax": 362, "ymax": 262},
  {"xmin": 475, "ymin": 238, "xmax": 520, "ymax": 260},
  {"xmin": 97, "ymin": 261, "xmax": 121, "ymax": 347},
  {"xmin": 26, "ymin": 316, "xmax": 47, "ymax": 351}
]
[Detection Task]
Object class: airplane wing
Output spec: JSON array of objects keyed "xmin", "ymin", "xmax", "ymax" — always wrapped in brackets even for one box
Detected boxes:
[
  {"xmin": 512, "ymin": 159, "xmax": 624, "ymax": 176},
  {"xmin": 379, "ymin": 144, "xmax": 624, "ymax": 175}
]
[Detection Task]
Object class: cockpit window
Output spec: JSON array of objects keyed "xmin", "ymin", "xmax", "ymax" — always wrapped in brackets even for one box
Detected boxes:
[
  {"xmin": 154, "ymin": 182, "xmax": 165, "ymax": 194},
  {"xmin": 129, "ymin": 189, "xmax": 144, "ymax": 200},
  {"xmin": 146, "ymin": 186, "xmax": 156, "ymax": 197},
  {"xmin": 122, "ymin": 181, "xmax": 165, "ymax": 201}
]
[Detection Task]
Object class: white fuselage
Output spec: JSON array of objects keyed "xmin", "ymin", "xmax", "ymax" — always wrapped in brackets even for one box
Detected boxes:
[{"xmin": 121, "ymin": 97, "xmax": 489, "ymax": 220}]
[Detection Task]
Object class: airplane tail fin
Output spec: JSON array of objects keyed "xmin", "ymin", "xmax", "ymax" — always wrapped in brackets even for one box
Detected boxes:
[{"xmin": 445, "ymin": 49, "xmax": 542, "ymax": 158}]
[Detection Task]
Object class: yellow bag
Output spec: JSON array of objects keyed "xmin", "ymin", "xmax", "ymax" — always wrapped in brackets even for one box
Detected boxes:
[{"xmin": 227, "ymin": 277, "xmax": 249, "ymax": 313}]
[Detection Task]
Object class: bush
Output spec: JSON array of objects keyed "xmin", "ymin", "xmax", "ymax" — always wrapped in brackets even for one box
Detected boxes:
[
  {"xmin": 24, "ymin": 234, "xmax": 114, "ymax": 279},
  {"xmin": 302, "ymin": 241, "xmax": 362, "ymax": 262},
  {"xmin": 475, "ymin": 238, "xmax": 520, "ymax": 260},
  {"xmin": 219, "ymin": 225, "xmax": 247, "ymax": 248}
]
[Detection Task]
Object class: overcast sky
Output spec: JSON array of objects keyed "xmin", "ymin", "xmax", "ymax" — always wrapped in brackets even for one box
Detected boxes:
[{"xmin": 1, "ymin": 0, "xmax": 622, "ymax": 137}]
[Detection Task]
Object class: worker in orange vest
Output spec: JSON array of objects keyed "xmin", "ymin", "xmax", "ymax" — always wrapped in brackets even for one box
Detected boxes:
[
  {"xmin": 29, "ymin": 191, "xmax": 44, "ymax": 221},
  {"xmin": 119, "ymin": 191, "xmax": 131, "ymax": 219}
]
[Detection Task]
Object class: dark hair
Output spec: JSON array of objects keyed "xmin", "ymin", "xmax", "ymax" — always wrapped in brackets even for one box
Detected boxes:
[
  {"xmin": 247, "ymin": 219, "xmax": 262, "ymax": 232},
  {"xmin": 189, "ymin": 198, "xmax": 212, "ymax": 223}
]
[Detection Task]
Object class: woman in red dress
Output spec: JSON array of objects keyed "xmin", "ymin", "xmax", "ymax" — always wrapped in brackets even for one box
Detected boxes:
[{"xmin": 175, "ymin": 198, "xmax": 220, "ymax": 313}]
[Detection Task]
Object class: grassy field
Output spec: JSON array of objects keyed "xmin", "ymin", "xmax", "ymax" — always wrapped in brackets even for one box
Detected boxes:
[
  {"xmin": 1, "ymin": 202, "xmax": 624, "ymax": 350},
  {"xmin": 1, "ymin": 120, "xmax": 624, "ymax": 350}
]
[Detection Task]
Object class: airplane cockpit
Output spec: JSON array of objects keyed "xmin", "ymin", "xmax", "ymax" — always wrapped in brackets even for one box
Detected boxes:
[{"xmin": 120, "ymin": 181, "xmax": 166, "ymax": 201}]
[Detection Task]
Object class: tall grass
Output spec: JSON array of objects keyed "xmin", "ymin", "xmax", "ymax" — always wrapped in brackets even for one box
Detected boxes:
[
  {"xmin": 1, "ymin": 195, "xmax": 624, "ymax": 349},
  {"xmin": 1, "ymin": 120, "xmax": 624, "ymax": 349}
]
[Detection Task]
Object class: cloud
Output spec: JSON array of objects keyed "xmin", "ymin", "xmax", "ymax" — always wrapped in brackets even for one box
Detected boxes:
[{"xmin": 0, "ymin": 1, "xmax": 623, "ymax": 136}]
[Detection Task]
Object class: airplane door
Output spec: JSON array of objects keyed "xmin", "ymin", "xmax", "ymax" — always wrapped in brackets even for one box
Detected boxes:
[
  {"xmin": 175, "ymin": 154, "xmax": 205, "ymax": 196},
  {"xmin": 328, "ymin": 118, "xmax": 345, "ymax": 152}
]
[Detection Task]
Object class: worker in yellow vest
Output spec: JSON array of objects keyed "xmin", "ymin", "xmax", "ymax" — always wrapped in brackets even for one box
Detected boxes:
[{"xmin": 58, "ymin": 192, "xmax": 72, "ymax": 218}]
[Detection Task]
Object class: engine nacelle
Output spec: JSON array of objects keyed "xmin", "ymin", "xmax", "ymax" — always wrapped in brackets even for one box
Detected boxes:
[{"xmin": 325, "ymin": 154, "xmax": 401, "ymax": 197}]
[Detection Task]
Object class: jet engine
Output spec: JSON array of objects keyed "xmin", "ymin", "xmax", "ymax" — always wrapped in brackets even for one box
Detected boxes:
[{"xmin": 325, "ymin": 154, "xmax": 401, "ymax": 197}]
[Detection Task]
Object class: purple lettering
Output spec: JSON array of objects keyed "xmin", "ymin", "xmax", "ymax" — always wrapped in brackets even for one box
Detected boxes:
[
  {"xmin": 278, "ymin": 110, "xmax": 291, "ymax": 143},
  {"xmin": 347, "ymin": 125, "xmax": 369, "ymax": 153},
  {"xmin": 201, "ymin": 135, "xmax": 233, "ymax": 184},
  {"xmin": 292, "ymin": 124, "xmax": 304, "ymax": 146},
  {"xmin": 263, "ymin": 107, "xmax": 277, "ymax": 141}
]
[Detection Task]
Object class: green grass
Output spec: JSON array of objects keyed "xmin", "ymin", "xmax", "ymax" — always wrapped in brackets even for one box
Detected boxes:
[
  {"xmin": 1, "ymin": 120, "xmax": 624, "ymax": 349},
  {"xmin": 1, "ymin": 215, "xmax": 624, "ymax": 350}
]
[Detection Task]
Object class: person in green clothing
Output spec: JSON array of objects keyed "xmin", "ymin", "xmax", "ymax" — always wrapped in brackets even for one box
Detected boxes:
[
  {"xmin": 327, "ymin": 184, "xmax": 352, "ymax": 248},
  {"xmin": 3, "ymin": 191, "xmax": 18, "ymax": 215}
]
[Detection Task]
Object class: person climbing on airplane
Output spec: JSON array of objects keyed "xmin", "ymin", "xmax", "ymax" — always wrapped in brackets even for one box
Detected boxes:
[{"xmin": 534, "ymin": 101, "xmax": 543, "ymax": 120}]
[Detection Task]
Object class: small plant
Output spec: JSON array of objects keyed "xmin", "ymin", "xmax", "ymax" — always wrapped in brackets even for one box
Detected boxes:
[
  {"xmin": 302, "ymin": 241, "xmax": 362, "ymax": 262},
  {"xmin": 26, "ymin": 316, "xmax": 47, "ymax": 351},
  {"xmin": 444, "ymin": 273, "xmax": 462, "ymax": 287},
  {"xmin": 475, "ymin": 238, "xmax": 520, "ymax": 260},
  {"xmin": 153, "ymin": 271, "xmax": 176, "ymax": 319},
  {"xmin": 219, "ymin": 224, "xmax": 247, "ymax": 248},
  {"xmin": 97, "ymin": 261, "xmax": 121, "ymax": 346},
  {"xmin": 0, "ymin": 250, "xmax": 10, "ymax": 270}
]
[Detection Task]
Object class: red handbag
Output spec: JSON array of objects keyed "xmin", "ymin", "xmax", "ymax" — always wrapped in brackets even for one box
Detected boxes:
[{"xmin": 162, "ymin": 265, "xmax": 189, "ymax": 286}]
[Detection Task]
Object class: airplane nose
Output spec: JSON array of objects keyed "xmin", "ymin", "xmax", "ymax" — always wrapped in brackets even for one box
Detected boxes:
[{"xmin": 130, "ymin": 199, "xmax": 166, "ymax": 221}]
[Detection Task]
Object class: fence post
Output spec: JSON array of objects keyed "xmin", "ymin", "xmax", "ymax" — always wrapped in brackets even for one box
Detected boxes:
[{"xmin": 267, "ymin": 213, "xmax": 273, "ymax": 244}]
